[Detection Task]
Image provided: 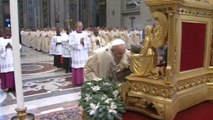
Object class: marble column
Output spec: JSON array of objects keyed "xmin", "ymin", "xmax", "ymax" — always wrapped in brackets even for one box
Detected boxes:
[
  {"xmin": 22, "ymin": 0, "xmax": 27, "ymax": 28},
  {"xmin": 58, "ymin": 0, "xmax": 65, "ymax": 28},
  {"xmin": 0, "ymin": 0, "xmax": 3, "ymax": 29},
  {"xmin": 36, "ymin": 0, "xmax": 41, "ymax": 28},
  {"xmin": 77, "ymin": 0, "xmax": 79, "ymax": 21},
  {"xmin": 64, "ymin": 0, "xmax": 70, "ymax": 21},
  {"xmin": 50, "ymin": 0, "xmax": 56, "ymax": 27}
]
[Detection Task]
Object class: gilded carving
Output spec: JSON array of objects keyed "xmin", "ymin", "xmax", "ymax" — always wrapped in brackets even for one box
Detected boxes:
[
  {"xmin": 128, "ymin": 80, "xmax": 173, "ymax": 98},
  {"xmin": 142, "ymin": 84, "xmax": 150, "ymax": 93},
  {"xmin": 127, "ymin": 95, "xmax": 165, "ymax": 117},
  {"xmin": 125, "ymin": 1, "xmax": 213, "ymax": 120},
  {"xmin": 207, "ymin": 83, "xmax": 213, "ymax": 88},
  {"xmin": 151, "ymin": 87, "xmax": 159, "ymax": 95},
  {"xmin": 123, "ymin": 66, "xmax": 213, "ymax": 120},
  {"xmin": 130, "ymin": 12, "xmax": 168, "ymax": 79},
  {"xmin": 128, "ymin": 97, "xmax": 139, "ymax": 104},
  {"xmin": 210, "ymin": 26, "xmax": 213, "ymax": 66},
  {"xmin": 119, "ymin": 82, "xmax": 130, "ymax": 102},
  {"xmin": 125, "ymin": 73, "xmax": 213, "ymax": 98},
  {"xmin": 166, "ymin": 12, "xmax": 178, "ymax": 85},
  {"xmin": 173, "ymin": 18, "xmax": 178, "ymax": 74},
  {"xmin": 153, "ymin": 102, "xmax": 164, "ymax": 117},
  {"xmin": 178, "ymin": 8, "xmax": 213, "ymax": 17},
  {"xmin": 207, "ymin": 0, "xmax": 213, "ymax": 4},
  {"xmin": 136, "ymin": 99, "xmax": 150, "ymax": 108},
  {"xmin": 160, "ymin": 88, "xmax": 170, "ymax": 98}
]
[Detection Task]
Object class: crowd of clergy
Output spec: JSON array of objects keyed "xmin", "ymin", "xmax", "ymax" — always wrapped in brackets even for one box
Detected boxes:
[
  {"xmin": 0, "ymin": 21, "xmax": 145, "ymax": 92},
  {"xmin": 1, "ymin": 21, "xmax": 168, "ymax": 94},
  {"xmin": 19, "ymin": 22, "xmax": 145, "ymax": 84},
  {"xmin": 20, "ymin": 26, "xmax": 143, "ymax": 65},
  {"xmin": 20, "ymin": 26, "xmax": 144, "ymax": 54}
]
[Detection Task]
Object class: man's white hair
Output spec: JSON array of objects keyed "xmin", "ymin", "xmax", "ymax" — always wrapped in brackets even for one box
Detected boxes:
[{"xmin": 111, "ymin": 39, "xmax": 125, "ymax": 47}]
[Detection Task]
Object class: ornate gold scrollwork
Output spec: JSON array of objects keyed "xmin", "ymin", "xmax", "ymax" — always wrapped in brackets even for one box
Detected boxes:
[
  {"xmin": 178, "ymin": 8, "xmax": 213, "ymax": 17},
  {"xmin": 153, "ymin": 102, "xmax": 164, "ymax": 117},
  {"xmin": 136, "ymin": 99, "xmax": 150, "ymax": 108},
  {"xmin": 119, "ymin": 82, "xmax": 130, "ymax": 102},
  {"xmin": 130, "ymin": 12, "xmax": 168, "ymax": 79},
  {"xmin": 152, "ymin": 11, "xmax": 168, "ymax": 40},
  {"xmin": 125, "ymin": 74, "xmax": 213, "ymax": 98},
  {"xmin": 207, "ymin": 0, "xmax": 213, "ymax": 4}
]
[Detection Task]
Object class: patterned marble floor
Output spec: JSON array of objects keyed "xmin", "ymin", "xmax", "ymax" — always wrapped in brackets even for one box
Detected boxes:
[{"xmin": 0, "ymin": 46, "xmax": 80, "ymax": 120}]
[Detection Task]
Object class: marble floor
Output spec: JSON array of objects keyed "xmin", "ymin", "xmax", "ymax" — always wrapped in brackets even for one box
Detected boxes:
[{"xmin": 0, "ymin": 46, "xmax": 80, "ymax": 120}]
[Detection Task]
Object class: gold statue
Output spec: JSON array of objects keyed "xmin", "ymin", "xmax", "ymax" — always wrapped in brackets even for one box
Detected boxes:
[
  {"xmin": 130, "ymin": 12, "xmax": 168, "ymax": 79},
  {"xmin": 207, "ymin": 0, "xmax": 213, "ymax": 4}
]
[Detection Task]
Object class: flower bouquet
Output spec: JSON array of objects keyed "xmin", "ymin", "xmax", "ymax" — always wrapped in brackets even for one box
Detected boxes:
[{"xmin": 80, "ymin": 79, "xmax": 126, "ymax": 120}]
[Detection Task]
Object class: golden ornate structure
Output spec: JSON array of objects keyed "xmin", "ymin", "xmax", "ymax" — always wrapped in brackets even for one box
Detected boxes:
[
  {"xmin": 120, "ymin": 0, "xmax": 213, "ymax": 120},
  {"xmin": 130, "ymin": 11, "xmax": 168, "ymax": 79},
  {"xmin": 11, "ymin": 107, "xmax": 35, "ymax": 120},
  {"xmin": 207, "ymin": 0, "xmax": 213, "ymax": 4}
]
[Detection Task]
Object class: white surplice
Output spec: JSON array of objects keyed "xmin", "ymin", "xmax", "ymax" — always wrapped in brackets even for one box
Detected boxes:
[
  {"xmin": 69, "ymin": 31, "xmax": 91, "ymax": 68},
  {"xmin": 0, "ymin": 38, "xmax": 14, "ymax": 73},
  {"xmin": 61, "ymin": 33, "xmax": 71, "ymax": 58}
]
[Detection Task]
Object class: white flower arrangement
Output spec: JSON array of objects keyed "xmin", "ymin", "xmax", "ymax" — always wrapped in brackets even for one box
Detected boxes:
[
  {"xmin": 80, "ymin": 79, "xmax": 126, "ymax": 120},
  {"xmin": 89, "ymin": 102, "xmax": 100, "ymax": 115}
]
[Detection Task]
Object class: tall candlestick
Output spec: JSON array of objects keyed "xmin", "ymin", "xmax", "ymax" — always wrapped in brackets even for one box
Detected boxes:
[
  {"xmin": 10, "ymin": 1, "xmax": 35, "ymax": 119},
  {"xmin": 10, "ymin": 0, "xmax": 25, "ymax": 110}
]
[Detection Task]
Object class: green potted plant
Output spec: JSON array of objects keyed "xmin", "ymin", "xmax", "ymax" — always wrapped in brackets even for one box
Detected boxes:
[{"xmin": 80, "ymin": 78, "xmax": 126, "ymax": 120}]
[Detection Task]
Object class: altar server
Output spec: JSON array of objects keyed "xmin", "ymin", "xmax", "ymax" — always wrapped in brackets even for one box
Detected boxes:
[
  {"xmin": 69, "ymin": 21, "xmax": 91, "ymax": 85},
  {"xmin": 0, "ymin": 29, "xmax": 15, "ymax": 92}
]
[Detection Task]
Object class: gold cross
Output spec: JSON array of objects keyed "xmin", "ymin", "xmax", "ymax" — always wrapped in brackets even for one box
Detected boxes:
[{"xmin": 65, "ymin": 16, "xmax": 72, "ymax": 29}]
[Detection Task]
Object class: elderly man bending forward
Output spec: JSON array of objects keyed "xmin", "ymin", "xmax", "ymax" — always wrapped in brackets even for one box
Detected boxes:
[{"xmin": 84, "ymin": 39, "xmax": 130, "ymax": 81}]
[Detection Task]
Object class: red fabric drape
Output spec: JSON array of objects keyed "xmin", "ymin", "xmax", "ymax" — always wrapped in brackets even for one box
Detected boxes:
[{"xmin": 180, "ymin": 22, "xmax": 206, "ymax": 71}]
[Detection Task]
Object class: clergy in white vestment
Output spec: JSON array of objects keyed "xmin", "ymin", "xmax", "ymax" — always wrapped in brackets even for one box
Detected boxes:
[
  {"xmin": 30, "ymin": 30, "xmax": 36, "ymax": 49},
  {"xmin": 24, "ymin": 30, "xmax": 31, "ymax": 47},
  {"xmin": 20, "ymin": 28, "xmax": 24, "ymax": 44},
  {"xmin": 84, "ymin": 39, "xmax": 130, "ymax": 81},
  {"xmin": 102, "ymin": 30, "xmax": 111, "ymax": 43},
  {"xmin": 49, "ymin": 35, "xmax": 56, "ymax": 55},
  {"xmin": 61, "ymin": 29, "xmax": 71, "ymax": 73},
  {"xmin": 108, "ymin": 29, "xmax": 115, "ymax": 41},
  {"xmin": 69, "ymin": 21, "xmax": 91, "ymax": 85},
  {"xmin": 89, "ymin": 29, "xmax": 106, "ymax": 54},
  {"xmin": 41, "ymin": 28, "xmax": 49, "ymax": 53},
  {"xmin": 0, "ymin": 29, "xmax": 15, "ymax": 92},
  {"xmin": 132, "ymin": 29, "xmax": 141, "ymax": 45},
  {"xmin": 119, "ymin": 30, "xmax": 129, "ymax": 45},
  {"xmin": 35, "ymin": 29, "xmax": 42, "ymax": 50},
  {"xmin": 52, "ymin": 28, "xmax": 63, "ymax": 68}
]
